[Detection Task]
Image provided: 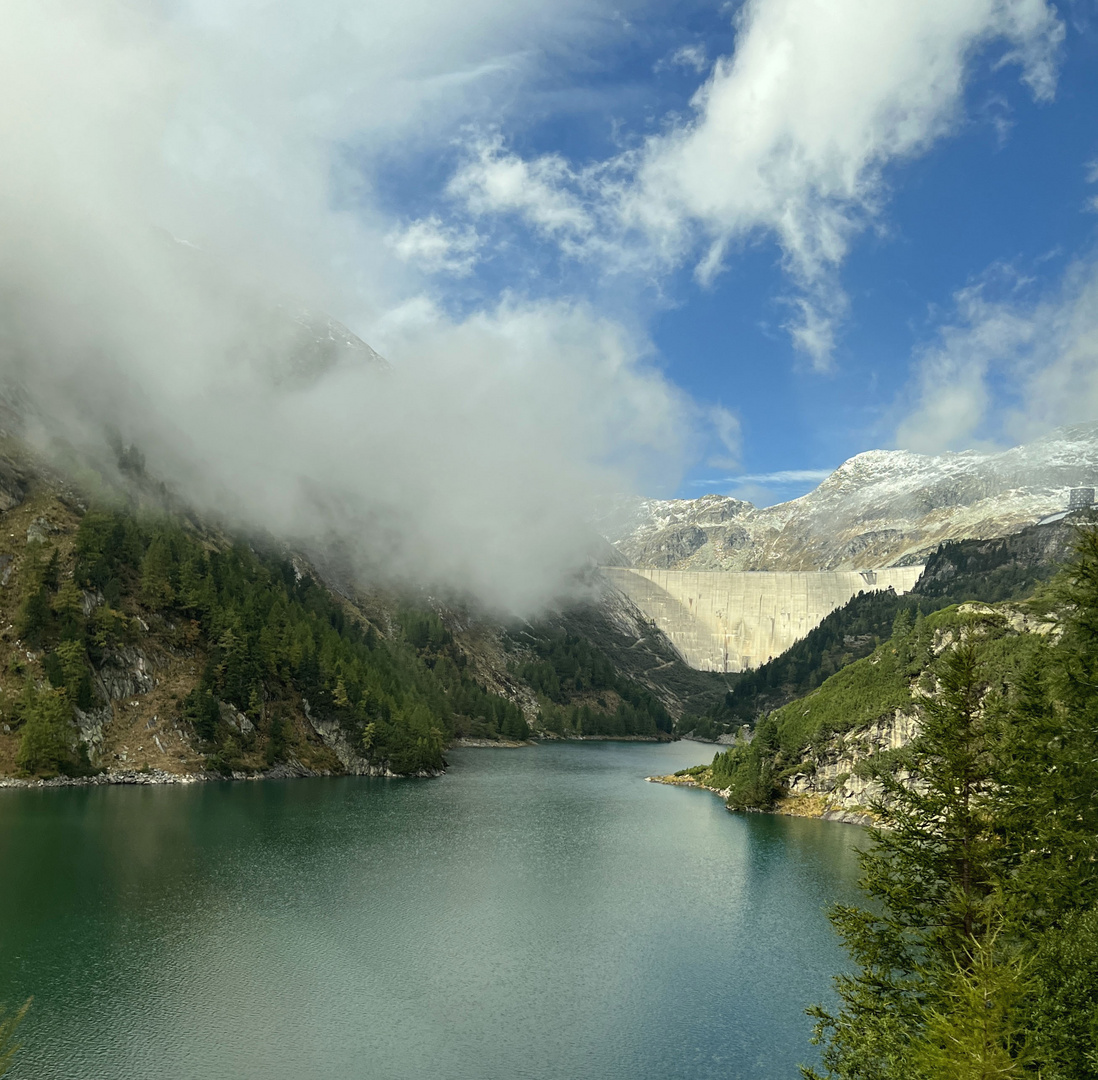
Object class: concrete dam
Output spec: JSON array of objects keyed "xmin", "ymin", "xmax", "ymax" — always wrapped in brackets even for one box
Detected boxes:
[{"xmin": 601, "ymin": 567, "xmax": 924, "ymax": 673}]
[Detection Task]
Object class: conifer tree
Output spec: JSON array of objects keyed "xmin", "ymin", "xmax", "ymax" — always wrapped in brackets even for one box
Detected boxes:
[
  {"xmin": 805, "ymin": 636, "xmax": 1004, "ymax": 1079},
  {"xmin": 909, "ymin": 930, "xmax": 1034, "ymax": 1080},
  {"xmin": 807, "ymin": 524, "xmax": 1098, "ymax": 1080},
  {"xmin": 140, "ymin": 534, "xmax": 175, "ymax": 608},
  {"xmin": 16, "ymin": 686, "xmax": 81, "ymax": 777},
  {"xmin": 988, "ymin": 524, "xmax": 1098, "ymax": 1078}
]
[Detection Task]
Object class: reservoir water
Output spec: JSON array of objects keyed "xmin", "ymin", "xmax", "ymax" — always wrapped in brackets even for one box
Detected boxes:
[{"xmin": 0, "ymin": 742, "xmax": 863, "ymax": 1079}]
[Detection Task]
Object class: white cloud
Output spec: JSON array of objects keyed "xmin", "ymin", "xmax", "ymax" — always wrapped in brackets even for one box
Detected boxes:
[
  {"xmin": 706, "ymin": 404, "xmax": 743, "ymax": 468},
  {"xmin": 0, "ymin": 0, "xmax": 1079, "ymax": 609},
  {"xmin": 895, "ymin": 257, "xmax": 1098, "ymax": 453},
  {"xmin": 0, "ymin": 0, "xmax": 694, "ymax": 615},
  {"xmin": 448, "ymin": 135, "xmax": 594, "ymax": 242},
  {"xmin": 656, "ymin": 44, "xmax": 709, "ymax": 74},
  {"xmin": 691, "ymin": 468, "xmax": 833, "ymax": 486},
  {"xmin": 689, "ymin": 465, "xmax": 835, "ymax": 507},
  {"xmin": 1086, "ymin": 159, "xmax": 1098, "ymax": 214},
  {"xmin": 631, "ymin": 0, "xmax": 1064, "ymax": 368},
  {"xmin": 386, "ymin": 217, "xmax": 481, "ymax": 276},
  {"xmin": 450, "ymin": 0, "xmax": 1065, "ymax": 369}
]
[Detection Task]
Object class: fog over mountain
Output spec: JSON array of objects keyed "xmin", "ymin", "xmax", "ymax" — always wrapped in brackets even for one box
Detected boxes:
[
  {"xmin": 0, "ymin": 0, "xmax": 691, "ymax": 615},
  {"xmin": 3, "ymin": 0, "xmax": 1091, "ymax": 617}
]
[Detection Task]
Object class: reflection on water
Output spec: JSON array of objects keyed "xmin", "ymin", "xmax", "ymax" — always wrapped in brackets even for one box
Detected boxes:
[{"xmin": 0, "ymin": 742, "xmax": 863, "ymax": 1080}]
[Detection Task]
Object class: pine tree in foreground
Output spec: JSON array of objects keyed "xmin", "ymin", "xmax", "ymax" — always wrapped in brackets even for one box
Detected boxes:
[
  {"xmin": 803, "ymin": 637, "xmax": 1005, "ymax": 1080},
  {"xmin": 804, "ymin": 523, "xmax": 1098, "ymax": 1080}
]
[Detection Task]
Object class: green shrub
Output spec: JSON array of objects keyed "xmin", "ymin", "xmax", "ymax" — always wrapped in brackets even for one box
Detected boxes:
[{"xmin": 15, "ymin": 686, "xmax": 89, "ymax": 778}]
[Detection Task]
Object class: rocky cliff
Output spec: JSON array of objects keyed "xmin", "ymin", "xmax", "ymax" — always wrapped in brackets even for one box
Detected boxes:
[{"xmin": 777, "ymin": 600, "xmax": 1057, "ymax": 823}]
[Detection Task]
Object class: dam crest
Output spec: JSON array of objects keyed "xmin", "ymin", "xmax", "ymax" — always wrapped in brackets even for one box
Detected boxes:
[{"xmin": 601, "ymin": 567, "xmax": 924, "ymax": 673}]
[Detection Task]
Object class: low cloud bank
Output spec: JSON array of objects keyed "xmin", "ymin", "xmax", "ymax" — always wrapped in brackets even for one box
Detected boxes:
[{"xmin": 0, "ymin": 0, "xmax": 691, "ymax": 615}]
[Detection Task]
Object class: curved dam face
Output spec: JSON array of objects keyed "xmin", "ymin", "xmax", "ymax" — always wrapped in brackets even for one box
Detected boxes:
[{"xmin": 601, "ymin": 567, "xmax": 924, "ymax": 673}]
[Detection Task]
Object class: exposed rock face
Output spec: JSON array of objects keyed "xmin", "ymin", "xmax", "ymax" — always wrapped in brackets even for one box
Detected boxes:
[
  {"xmin": 219, "ymin": 701, "xmax": 255, "ymax": 735},
  {"xmin": 300, "ymin": 697, "xmax": 438, "ymax": 778},
  {"xmin": 600, "ymin": 424, "xmax": 1098, "ymax": 572},
  {"xmin": 775, "ymin": 601, "xmax": 1057, "ymax": 823},
  {"xmin": 272, "ymin": 309, "xmax": 389, "ymax": 388},
  {"xmin": 95, "ymin": 647, "xmax": 155, "ymax": 701},
  {"xmin": 785, "ymin": 710, "xmax": 921, "ymax": 822},
  {"xmin": 73, "ymin": 703, "xmax": 114, "ymax": 761},
  {"xmin": 0, "ymin": 458, "xmax": 26, "ymax": 512},
  {"xmin": 26, "ymin": 516, "xmax": 58, "ymax": 543}
]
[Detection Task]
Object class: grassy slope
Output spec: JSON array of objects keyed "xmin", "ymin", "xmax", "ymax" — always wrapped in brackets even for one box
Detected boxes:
[{"xmin": 669, "ymin": 596, "xmax": 1054, "ymax": 813}]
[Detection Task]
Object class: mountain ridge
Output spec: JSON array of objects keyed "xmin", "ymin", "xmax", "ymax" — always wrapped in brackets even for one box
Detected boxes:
[{"xmin": 600, "ymin": 423, "xmax": 1098, "ymax": 572}]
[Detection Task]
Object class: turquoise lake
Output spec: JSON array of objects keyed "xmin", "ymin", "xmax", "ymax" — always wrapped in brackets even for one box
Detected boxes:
[{"xmin": 0, "ymin": 741, "xmax": 864, "ymax": 1079}]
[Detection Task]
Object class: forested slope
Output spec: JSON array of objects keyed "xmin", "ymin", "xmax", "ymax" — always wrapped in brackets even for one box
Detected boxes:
[
  {"xmin": 800, "ymin": 530, "xmax": 1098, "ymax": 1079},
  {"xmin": 0, "ymin": 439, "xmax": 687, "ymax": 781},
  {"xmin": 679, "ymin": 598, "xmax": 1051, "ymax": 816}
]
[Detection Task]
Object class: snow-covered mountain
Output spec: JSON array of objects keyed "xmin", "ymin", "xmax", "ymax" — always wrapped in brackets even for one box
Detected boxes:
[{"xmin": 599, "ymin": 424, "xmax": 1098, "ymax": 571}]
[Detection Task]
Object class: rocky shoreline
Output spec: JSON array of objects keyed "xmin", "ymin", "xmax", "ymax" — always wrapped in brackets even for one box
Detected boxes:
[
  {"xmin": 0, "ymin": 768, "xmax": 210, "ymax": 789},
  {"xmin": 0, "ymin": 735, "xmax": 676, "ymax": 789},
  {"xmin": 451, "ymin": 737, "xmax": 533, "ymax": 748},
  {"xmin": 455, "ymin": 733, "xmax": 663, "ymax": 748},
  {"xmin": 645, "ymin": 773, "xmax": 874, "ymax": 827},
  {"xmin": 0, "ymin": 758, "xmax": 444, "ymax": 790}
]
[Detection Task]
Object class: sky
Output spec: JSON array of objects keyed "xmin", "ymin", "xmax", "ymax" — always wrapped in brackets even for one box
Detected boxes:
[
  {"xmin": 363, "ymin": 0, "xmax": 1098, "ymax": 504},
  {"xmin": 2, "ymin": 0, "xmax": 1098, "ymax": 610}
]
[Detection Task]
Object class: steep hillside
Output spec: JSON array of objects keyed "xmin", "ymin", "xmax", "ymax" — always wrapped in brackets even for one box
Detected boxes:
[
  {"xmin": 684, "ymin": 515, "xmax": 1080, "ymax": 734},
  {"xmin": 601, "ymin": 424, "xmax": 1098, "ymax": 572},
  {"xmin": 666, "ymin": 595, "xmax": 1056, "ymax": 823},
  {"xmin": 504, "ymin": 580, "xmax": 730, "ymax": 736},
  {"xmin": 536, "ymin": 577, "xmax": 730, "ymax": 715},
  {"xmin": 0, "ymin": 462, "xmax": 502, "ymax": 781},
  {"xmin": 0, "ymin": 437, "xmax": 718, "ymax": 783}
]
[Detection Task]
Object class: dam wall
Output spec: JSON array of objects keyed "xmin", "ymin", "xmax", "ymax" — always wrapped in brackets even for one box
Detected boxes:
[{"xmin": 601, "ymin": 567, "xmax": 924, "ymax": 673}]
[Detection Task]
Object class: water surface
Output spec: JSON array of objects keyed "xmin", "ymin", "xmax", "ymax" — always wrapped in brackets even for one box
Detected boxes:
[{"xmin": 0, "ymin": 742, "xmax": 863, "ymax": 1079}]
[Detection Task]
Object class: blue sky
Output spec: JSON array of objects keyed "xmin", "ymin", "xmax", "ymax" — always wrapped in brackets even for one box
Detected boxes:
[{"xmin": 355, "ymin": 0, "xmax": 1098, "ymax": 504}]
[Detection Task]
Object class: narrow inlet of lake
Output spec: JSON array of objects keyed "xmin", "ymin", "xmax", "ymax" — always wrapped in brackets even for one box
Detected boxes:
[{"xmin": 0, "ymin": 741, "xmax": 863, "ymax": 1080}]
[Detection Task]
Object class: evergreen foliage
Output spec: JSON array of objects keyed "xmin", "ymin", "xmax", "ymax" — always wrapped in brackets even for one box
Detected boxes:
[
  {"xmin": 513, "ymin": 629, "xmax": 672, "ymax": 737},
  {"xmin": 707, "ymin": 723, "xmax": 779, "ymax": 809},
  {"xmin": 703, "ymin": 604, "xmax": 1047, "ymax": 809},
  {"xmin": 908, "ymin": 932, "xmax": 1035, "ymax": 1080},
  {"xmin": 3, "ymin": 503, "xmax": 552, "ymax": 774},
  {"xmin": 804, "ymin": 527, "xmax": 1098, "ymax": 1079},
  {"xmin": 17, "ymin": 497, "xmax": 719, "ymax": 773},
  {"xmin": 14, "ymin": 684, "xmax": 90, "ymax": 778},
  {"xmin": 15, "ymin": 542, "xmax": 62, "ymax": 647},
  {"xmin": 67, "ymin": 507, "xmax": 532, "ymax": 772}
]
